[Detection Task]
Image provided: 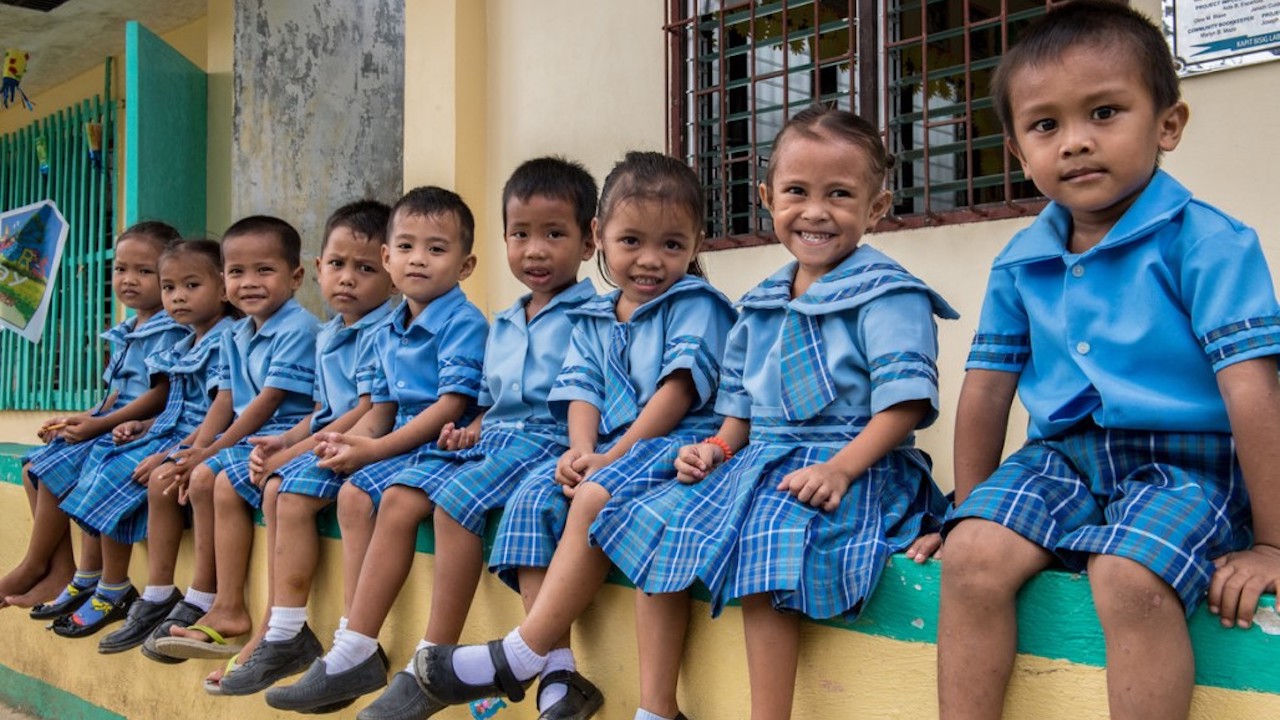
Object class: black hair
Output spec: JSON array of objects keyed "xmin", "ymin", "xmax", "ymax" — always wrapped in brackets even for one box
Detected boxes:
[
  {"xmin": 323, "ymin": 199, "xmax": 392, "ymax": 250},
  {"xmin": 118, "ymin": 220, "xmax": 181, "ymax": 254},
  {"xmin": 389, "ymin": 186, "xmax": 476, "ymax": 254},
  {"xmin": 221, "ymin": 215, "xmax": 303, "ymax": 268},
  {"xmin": 990, "ymin": 0, "xmax": 1180, "ymax": 134},
  {"xmin": 595, "ymin": 151, "xmax": 706, "ymax": 284},
  {"xmin": 501, "ymin": 156, "xmax": 598, "ymax": 239},
  {"xmin": 766, "ymin": 106, "xmax": 894, "ymax": 187},
  {"xmin": 159, "ymin": 238, "xmax": 241, "ymax": 319}
]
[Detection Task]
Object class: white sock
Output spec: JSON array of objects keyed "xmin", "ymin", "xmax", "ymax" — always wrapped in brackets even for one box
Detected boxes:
[
  {"xmin": 538, "ymin": 648, "xmax": 576, "ymax": 709},
  {"xmin": 404, "ymin": 639, "xmax": 432, "ymax": 674},
  {"xmin": 184, "ymin": 587, "xmax": 216, "ymax": 612},
  {"xmin": 452, "ymin": 628, "xmax": 546, "ymax": 686},
  {"xmin": 264, "ymin": 605, "xmax": 308, "ymax": 642},
  {"xmin": 332, "ymin": 616, "xmax": 349, "ymax": 645},
  {"xmin": 635, "ymin": 711, "xmax": 673, "ymax": 720},
  {"xmin": 141, "ymin": 584, "xmax": 176, "ymax": 603},
  {"xmin": 324, "ymin": 629, "xmax": 378, "ymax": 675}
]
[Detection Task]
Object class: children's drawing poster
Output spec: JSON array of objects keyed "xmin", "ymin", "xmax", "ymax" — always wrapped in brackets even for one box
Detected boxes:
[{"xmin": 0, "ymin": 200, "xmax": 69, "ymax": 343}]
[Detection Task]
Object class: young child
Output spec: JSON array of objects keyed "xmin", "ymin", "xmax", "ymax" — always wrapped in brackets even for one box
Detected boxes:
[
  {"xmin": 586, "ymin": 108, "xmax": 953, "ymax": 720},
  {"xmin": 263, "ymin": 157, "xmax": 599, "ymax": 717},
  {"xmin": 149, "ymin": 215, "xmax": 320, "ymax": 660},
  {"xmin": 53, "ymin": 239, "xmax": 235, "ymax": 646},
  {"xmin": 413, "ymin": 151, "xmax": 739, "ymax": 719},
  {"xmin": 265, "ymin": 185, "xmax": 489, "ymax": 713},
  {"xmin": 0, "ymin": 221, "xmax": 186, "ymax": 614},
  {"xmin": 938, "ymin": 3, "xmax": 1280, "ymax": 719},
  {"xmin": 209, "ymin": 200, "xmax": 395, "ymax": 695}
]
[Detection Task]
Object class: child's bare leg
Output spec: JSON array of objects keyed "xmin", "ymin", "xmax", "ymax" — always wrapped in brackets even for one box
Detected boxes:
[
  {"xmin": 1, "ymin": 475, "xmax": 77, "ymax": 603},
  {"xmin": 336, "ymin": 482, "xmax": 376, "ymax": 613},
  {"xmin": 938, "ymin": 519, "xmax": 1053, "ymax": 720},
  {"xmin": 423, "ymin": 505, "xmax": 483, "ymax": 644},
  {"xmin": 1088, "ymin": 554, "xmax": 1192, "ymax": 720},
  {"xmin": 145, "ymin": 470, "xmax": 186, "ymax": 588},
  {"xmin": 345, "ymin": 486, "xmax": 431, "ymax": 638},
  {"xmin": 741, "ymin": 593, "xmax": 800, "ymax": 720},
  {"xmin": 242, "ymin": 480, "xmax": 284, "ymax": 655},
  {"xmin": 173, "ymin": 470, "xmax": 253, "ymax": 639},
  {"xmin": 100, "ymin": 536, "xmax": 133, "ymax": 586},
  {"xmin": 273, "ymin": 491, "xmax": 332, "ymax": 611},
  {"xmin": 636, "ymin": 590, "xmax": 690, "ymax": 718},
  {"xmin": 184, "ymin": 464, "xmax": 218, "ymax": 593}
]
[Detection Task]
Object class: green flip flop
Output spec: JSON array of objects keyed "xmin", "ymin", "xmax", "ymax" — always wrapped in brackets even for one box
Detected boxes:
[{"xmin": 151, "ymin": 623, "xmax": 244, "ymax": 660}]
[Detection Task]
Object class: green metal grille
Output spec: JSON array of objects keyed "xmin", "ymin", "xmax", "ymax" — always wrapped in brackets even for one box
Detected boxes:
[{"xmin": 0, "ymin": 68, "xmax": 116, "ymax": 410}]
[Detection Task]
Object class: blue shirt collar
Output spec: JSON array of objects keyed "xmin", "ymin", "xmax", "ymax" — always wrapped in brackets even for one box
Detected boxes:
[
  {"xmin": 101, "ymin": 310, "xmax": 182, "ymax": 344},
  {"xmin": 496, "ymin": 278, "xmax": 598, "ymax": 327},
  {"xmin": 389, "ymin": 285, "xmax": 467, "ymax": 336},
  {"xmin": 994, "ymin": 170, "xmax": 1192, "ymax": 269},
  {"xmin": 328, "ymin": 299, "xmax": 396, "ymax": 336},
  {"xmin": 570, "ymin": 275, "xmax": 727, "ymax": 321},
  {"xmin": 237, "ymin": 298, "xmax": 308, "ymax": 342}
]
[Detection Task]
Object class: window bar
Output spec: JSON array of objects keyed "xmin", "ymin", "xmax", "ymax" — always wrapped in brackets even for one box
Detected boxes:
[
  {"xmin": 749, "ymin": 0, "xmax": 759, "ymax": 238},
  {"xmin": 962, "ymin": 0, "xmax": 983, "ymax": 215},
  {"xmin": 718, "ymin": 5, "xmax": 730, "ymax": 241},
  {"xmin": 858, "ymin": 0, "xmax": 876, "ymax": 123},
  {"xmin": 918, "ymin": 0, "xmax": 934, "ymax": 219}
]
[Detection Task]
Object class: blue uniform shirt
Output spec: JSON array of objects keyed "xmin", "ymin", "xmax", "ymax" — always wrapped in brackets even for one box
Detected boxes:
[
  {"xmin": 369, "ymin": 285, "xmax": 488, "ymax": 425},
  {"xmin": 717, "ymin": 246, "xmax": 957, "ymax": 442},
  {"xmin": 311, "ymin": 301, "xmax": 395, "ymax": 432},
  {"xmin": 967, "ymin": 170, "xmax": 1280, "ymax": 439},
  {"xmin": 102, "ymin": 311, "xmax": 189, "ymax": 405},
  {"xmin": 550, "ymin": 275, "xmax": 738, "ymax": 439},
  {"xmin": 219, "ymin": 298, "xmax": 320, "ymax": 432},
  {"xmin": 478, "ymin": 278, "xmax": 597, "ymax": 443},
  {"xmin": 146, "ymin": 317, "xmax": 234, "ymax": 437}
]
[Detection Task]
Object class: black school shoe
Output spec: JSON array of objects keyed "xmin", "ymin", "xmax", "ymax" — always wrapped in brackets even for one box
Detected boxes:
[
  {"xmin": 50, "ymin": 586, "xmax": 138, "ymax": 638},
  {"xmin": 265, "ymin": 645, "xmax": 390, "ymax": 713},
  {"xmin": 218, "ymin": 624, "xmax": 324, "ymax": 696},
  {"xmin": 29, "ymin": 582, "xmax": 96, "ymax": 620},
  {"xmin": 98, "ymin": 589, "xmax": 183, "ymax": 653},
  {"xmin": 357, "ymin": 671, "xmax": 446, "ymax": 720},
  {"xmin": 140, "ymin": 599, "xmax": 205, "ymax": 664},
  {"xmin": 536, "ymin": 670, "xmax": 604, "ymax": 720}
]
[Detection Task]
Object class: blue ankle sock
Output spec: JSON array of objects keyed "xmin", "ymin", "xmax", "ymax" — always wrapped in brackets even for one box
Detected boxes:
[
  {"xmin": 50, "ymin": 570, "xmax": 100, "ymax": 605},
  {"xmin": 69, "ymin": 580, "xmax": 130, "ymax": 628}
]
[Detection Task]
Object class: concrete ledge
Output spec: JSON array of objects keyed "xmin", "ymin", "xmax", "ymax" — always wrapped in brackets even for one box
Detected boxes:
[{"xmin": 0, "ymin": 442, "xmax": 1277, "ymax": 718}]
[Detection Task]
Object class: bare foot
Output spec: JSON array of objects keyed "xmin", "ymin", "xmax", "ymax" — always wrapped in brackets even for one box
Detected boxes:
[
  {"xmin": 0, "ymin": 563, "xmax": 48, "ymax": 603},
  {"xmin": 2, "ymin": 562, "xmax": 74, "ymax": 608},
  {"xmin": 170, "ymin": 609, "xmax": 252, "ymax": 642}
]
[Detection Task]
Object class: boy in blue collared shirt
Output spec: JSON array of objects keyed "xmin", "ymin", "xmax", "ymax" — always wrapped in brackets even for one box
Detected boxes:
[
  {"xmin": 266, "ymin": 186, "xmax": 489, "ymax": 714},
  {"xmin": 151, "ymin": 215, "xmax": 321, "ymax": 659},
  {"xmin": 938, "ymin": 3, "xmax": 1280, "ymax": 718}
]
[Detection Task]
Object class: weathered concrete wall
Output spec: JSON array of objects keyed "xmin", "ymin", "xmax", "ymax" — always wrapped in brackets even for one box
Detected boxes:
[{"xmin": 232, "ymin": 0, "xmax": 404, "ymax": 313}]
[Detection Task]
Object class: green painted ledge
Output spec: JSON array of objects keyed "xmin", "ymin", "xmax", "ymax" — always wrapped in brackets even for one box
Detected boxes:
[
  {"xmin": 0, "ymin": 663, "xmax": 124, "ymax": 720},
  {"xmin": 3, "ymin": 443, "xmax": 1277, "ymax": 696}
]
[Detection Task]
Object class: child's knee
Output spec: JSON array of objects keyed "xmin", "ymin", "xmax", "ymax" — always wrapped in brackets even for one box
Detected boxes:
[
  {"xmin": 572, "ymin": 482, "xmax": 611, "ymax": 515},
  {"xmin": 941, "ymin": 520, "xmax": 1045, "ymax": 595},
  {"xmin": 337, "ymin": 483, "xmax": 373, "ymax": 523},
  {"xmin": 213, "ymin": 471, "xmax": 242, "ymax": 509},
  {"xmin": 277, "ymin": 491, "xmax": 322, "ymax": 525},
  {"xmin": 379, "ymin": 486, "xmax": 431, "ymax": 527},
  {"xmin": 187, "ymin": 465, "xmax": 216, "ymax": 501},
  {"xmin": 1088, "ymin": 554, "xmax": 1182, "ymax": 623}
]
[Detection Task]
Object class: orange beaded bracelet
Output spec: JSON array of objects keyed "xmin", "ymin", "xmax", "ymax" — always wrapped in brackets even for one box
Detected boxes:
[{"xmin": 702, "ymin": 436, "xmax": 734, "ymax": 461}]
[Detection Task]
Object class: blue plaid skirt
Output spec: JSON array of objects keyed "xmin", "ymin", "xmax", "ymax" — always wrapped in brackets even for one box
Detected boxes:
[
  {"xmin": 58, "ymin": 432, "xmax": 180, "ymax": 542},
  {"xmin": 393, "ymin": 429, "xmax": 563, "ymax": 536},
  {"xmin": 207, "ymin": 443, "xmax": 260, "ymax": 507},
  {"xmin": 348, "ymin": 450, "xmax": 418, "ymax": 508},
  {"xmin": 946, "ymin": 428, "xmax": 1251, "ymax": 614},
  {"xmin": 277, "ymin": 453, "xmax": 344, "ymax": 500},
  {"xmin": 592, "ymin": 443, "xmax": 945, "ymax": 620},
  {"xmin": 26, "ymin": 435, "xmax": 117, "ymax": 499}
]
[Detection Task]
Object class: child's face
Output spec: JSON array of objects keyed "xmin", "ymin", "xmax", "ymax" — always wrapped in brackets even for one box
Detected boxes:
[
  {"xmin": 160, "ymin": 253, "xmax": 226, "ymax": 336},
  {"xmin": 505, "ymin": 195, "xmax": 594, "ymax": 303},
  {"xmin": 596, "ymin": 199, "xmax": 700, "ymax": 313},
  {"xmin": 112, "ymin": 236, "xmax": 163, "ymax": 314},
  {"xmin": 761, "ymin": 132, "xmax": 892, "ymax": 290},
  {"xmin": 222, "ymin": 231, "xmax": 303, "ymax": 325},
  {"xmin": 316, "ymin": 225, "xmax": 394, "ymax": 325},
  {"xmin": 382, "ymin": 209, "xmax": 475, "ymax": 314},
  {"xmin": 1005, "ymin": 44, "xmax": 1188, "ymax": 232}
]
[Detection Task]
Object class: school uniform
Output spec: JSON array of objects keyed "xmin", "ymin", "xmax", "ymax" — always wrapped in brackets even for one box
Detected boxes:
[
  {"xmin": 209, "ymin": 299, "xmax": 320, "ymax": 508},
  {"xmin": 273, "ymin": 301, "xmax": 394, "ymax": 499},
  {"xmin": 388, "ymin": 279, "xmax": 597, "ymax": 536},
  {"xmin": 59, "ymin": 318, "xmax": 234, "ymax": 542},
  {"xmin": 488, "ymin": 275, "xmax": 738, "ymax": 591},
  {"xmin": 949, "ymin": 170, "xmax": 1280, "ymax": 612},
  {"xmin": 343, "ymin": 286, "xmax": 488, "ymax": 507},
  {"xmin": 591, "ymin": 246, "xmax": 955, "ymax": 621},
  {"xmin": 26, "ymin": 311, "xmax": 189, "ymax": 498}
]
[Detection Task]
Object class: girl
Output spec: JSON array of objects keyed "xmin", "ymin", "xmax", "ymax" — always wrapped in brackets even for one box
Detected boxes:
[
  {"xmin": 0, "ymin": 222, "xmax": 186, "ymax": 615},
  {"xmin": 55, "ymin": 239, "xmax": 235, "ymax": 643},
  {"xmin": 591, "ymin": 108, "xmax": 955, "ymax": 720},
  {"xmin": 413, "ymin": 151, "xmax": 738, "ymax": 720}
]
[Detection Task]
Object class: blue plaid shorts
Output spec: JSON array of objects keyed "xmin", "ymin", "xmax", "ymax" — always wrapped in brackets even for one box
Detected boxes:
[
  {"xmin": 348, "ymin": 450, "xmax": 418, "ymax": 508},
  {"xmin": 946, "ymin": 427, "xmax": 1252, "ymax": 613},
  {"xmin": 276, "ymin": 453, "xmax": 343, "ymax": 500},
  {"xmin": 206, "ymin": 443, "xmax": 260, "ymax": 507}
]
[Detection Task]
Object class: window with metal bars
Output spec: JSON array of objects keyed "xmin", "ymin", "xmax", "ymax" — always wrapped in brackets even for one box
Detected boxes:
[{"xmin": 666, "ymin": 0, "xmax": 1061, "ymax": 246}]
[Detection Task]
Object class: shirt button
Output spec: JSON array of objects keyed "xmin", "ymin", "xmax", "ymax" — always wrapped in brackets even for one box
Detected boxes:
[
  {"xmin": 396, "ymin": 380, "xmax": 406, "ymax": 388},
  {"xmin": 511, "ymin": 382, "xmax": 520, "ymax": 392},
  {"xmin": 400, "ymin": 338, "xmax": 409, "ymax": 346},
  {"xmin": 1071, "ymin": 265, "xmax": 1085, "ymax": 278},
  {"xmin": 1076, "ymin": 341, "xmax": 1091, "ymax": 355}
]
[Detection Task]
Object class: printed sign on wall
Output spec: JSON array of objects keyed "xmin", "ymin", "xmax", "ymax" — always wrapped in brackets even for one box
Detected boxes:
[
  {"xmin": 0, "ymin": 200, "xmax": 69, "ymax": 342},
  {"xmin": 1164, "ymin": 0, "xmax": 1280, "ymax": 76}
]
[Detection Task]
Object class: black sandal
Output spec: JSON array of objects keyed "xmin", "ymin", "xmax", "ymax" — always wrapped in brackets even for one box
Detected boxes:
[
  {"xmin": 413, "ymin": 640, "xmax": 535, "ymax": 705},
  {"xmin": 536, "ymin": 670, "xmax": 604, "ymax": 720}
]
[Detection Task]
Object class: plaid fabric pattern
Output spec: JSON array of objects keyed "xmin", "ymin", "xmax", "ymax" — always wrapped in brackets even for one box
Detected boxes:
[
  {"xmin": 59, "ymin": 433, "xmax": 179, "ymax": 541},
  {"xmin": 207, "ymin": 444, "xmax": 260, "ymax": 507},
  {"xmin": 348, "ymin": 450, "xmax": 418, "ymax": 508},
  {"xmin": 601, "ymin": 324, "xmax": 638, "ymax": 435},
  {"xmin": 488, "ymin": 463, "xmax": 571, "ymax": 591},
  {"xmin": 276, "ymin": 453, "xmax": 344, "ymax": 500},
  {"xmin": 592, "ymin": 443, "xmax": 944, "ymax": 621},
  {"xmin": 946, "ymin": 427, "xmax": 1252, "ymax": 614},
  {"xmin": 779, "ymin": 312, "xmax": 837, "ymax": 421},
  {"xmin": 27, "ymin": 434, "xmax": 116, "ymax": 498}
]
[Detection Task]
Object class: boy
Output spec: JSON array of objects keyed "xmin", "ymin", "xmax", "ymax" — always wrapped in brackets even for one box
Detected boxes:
[
  {"xmin": 149, "ymin": 215, "xmax": 321, "ymax": 659},
  {"xmin": 210, "ymin": 201, "xmax": 396, "ymax": 695},
  {"xmin": 264, "ymin": 185, "xmax": 489, "ymax": 713},
  {"xmin": 269, "ymin": 158, "xmax": 598, "ymax": 717},
  {"xmin": 938, "ymin": 3, "xmax": 1280, "ymax": 719}
]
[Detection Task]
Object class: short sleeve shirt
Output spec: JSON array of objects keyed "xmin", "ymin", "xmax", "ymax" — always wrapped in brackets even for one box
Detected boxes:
[
  {"xmin": 102, "ymin": 311, "xmax": 190, "ymax": 405},
  {"xmin": 220, "ymin": 298, "xmax": 321, "ymax": 429},
  {"xmin": 146, "ymin": 317, "xmax": 234, "ymax": 436},
  {"xmin": 311, "ymin": 301, "xmax": 395, "ymax": 431}
]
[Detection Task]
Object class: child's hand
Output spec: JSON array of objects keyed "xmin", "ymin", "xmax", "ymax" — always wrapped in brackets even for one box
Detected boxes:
[
  {"xmin": 437, "ymin": 423, "xmax": 480, "ymax": 451},
  {"xmin": 113, "ymin": 421, "xmax": 147, "ymax": 444},
  {"xmin": 60, "ymin": 415, "xmax": 104, "ymax": 443},
  {"xmin": 315, "ymin": 433, "xmax": 374, "ymax": 475},
  {"xmin": 572, "ymin": 453, "xmax": 612, "ymax": 483},
  {"xmin": 1208, "ymin": 544, "xmax": 1280, "ymax": 629},
  {"xmin": 675, "ymin": 443, "xmax": 724, "ymax": 484},
  {"xmin": 248, "ymin": 436, "xmax": 287, "ymax": 484},
  {"xmin": 778, "ymin": 461, "xmax": 853, "ymax": 512},
  {"xmin": 132, "ymin": 452, "xmax": 170, "ymax": 485},
  {"xmin": 38, "ymin": 416, "xmax": 73, "ymax": 442},
  {"xmin": 905, "ymin": 532, "xmax": 943, "ymax": 563}
]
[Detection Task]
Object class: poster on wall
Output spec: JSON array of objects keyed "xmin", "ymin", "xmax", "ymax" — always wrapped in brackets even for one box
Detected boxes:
[
  {"xmin": 0, "ymin": 200, "xmax": 69, "ymax": 343},
  {"xmin": 1164, "ymin": 0, "xmax": 1280, "ymax": 76}
]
